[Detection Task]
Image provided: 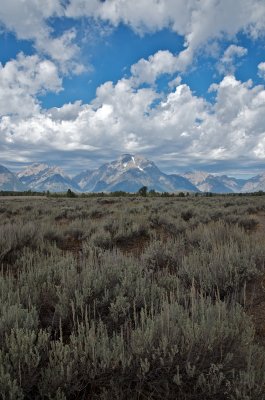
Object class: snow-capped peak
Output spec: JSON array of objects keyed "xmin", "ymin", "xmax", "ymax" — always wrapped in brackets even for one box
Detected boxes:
[
  {"xmin": 115, "ymin": 154, "xmax": 155, "ymax": 173},
  {"xmin": 73, "ymin": 154, "xmax": 199, "ymax": 193}
]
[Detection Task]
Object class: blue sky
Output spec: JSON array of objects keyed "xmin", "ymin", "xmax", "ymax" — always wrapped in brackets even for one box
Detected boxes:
[
  {"xmin": 1, "ymin": 0, "xmax": 265, "ymax": 177},
  {"xmin": 40, "ymin": 26, "xmax": 185, "ymax": 108}
]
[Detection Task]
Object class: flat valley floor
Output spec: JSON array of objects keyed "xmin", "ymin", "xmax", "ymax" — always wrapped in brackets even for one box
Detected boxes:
[{"xmin": 1, "ymin": 194, "xmax": 265, "ymax": 399}]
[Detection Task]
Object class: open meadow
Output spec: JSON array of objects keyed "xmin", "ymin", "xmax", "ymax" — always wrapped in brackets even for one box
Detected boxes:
[{"xmin": 1, "ymin": 194, "xmax": 265, "ymax": 399}]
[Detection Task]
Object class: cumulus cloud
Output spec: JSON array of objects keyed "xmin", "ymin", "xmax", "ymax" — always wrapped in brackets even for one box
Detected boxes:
[
  {"xmin": 66, "ymin": 0, "xmax": 265, "ymax": 70},
  {"xmin": 218, "ymin": 44, "xmax": 248, "ymax": 74},
  {"xmin": 0, "ymin": 0, "xmax": 62, "ymax": 38},
  {"xmin": 131, "ymin": 50, "xmax": 179, "ymax": 85},
  {"xmin": 197, "ymin": 75, "xmax": 265, "ymax": 161},
  {"xmin": 48, "ymin": 101, "xmax": 85, "ymax": 121},
  {"xmin": 258, "ymin": 62, "xmax": 265, "ymax": 79},
  {"xmin": 0, "ymin": 53, "xmax": 62, "ymax": 117},
  {"xmin": 1, "ymin": 0, "xmax": 265, "ymax": 74},
  {"xmin": 0, "ymin": 0, "xmax": 84, "ymax": 73},
  {"xmin": 0, "ymin": 76, "xmax": 158, "ymax": 165},
  {"xmin": 35, "ymin": 28, "xmax": 83, "ymax": 74},
  {"xmin": 222, "ymin": 45, "xmax": 248, "ymax": 63},
  {"xmin": 168, "ymin": 76, "xmax": 182, "ymax": 89},
  {"xmin": 2, "ymin": 65, "xmax": 265, "ymax": 172}
]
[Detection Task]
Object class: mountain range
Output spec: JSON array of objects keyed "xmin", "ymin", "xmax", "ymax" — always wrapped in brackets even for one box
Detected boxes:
[
  {"xmin": 1, "ymin": 154, "xmax": 265, "ymax": 194},
  {"xmin": 17, "ymin": 163, "xmax": 80, "ymax": 193}
]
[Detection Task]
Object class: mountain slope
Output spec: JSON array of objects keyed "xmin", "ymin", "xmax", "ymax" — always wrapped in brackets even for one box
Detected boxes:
[
  {"xmin": 0, "ymin": 165, "xmax": 27, "ymax": 191},
  {"xmin": 241, "ymin": 173, "xmax": 265, "ymax": 192},
  {"xmin": 17, "ymin": 163, "xmax": 80, "ymax": 192},
  {"xmin": 74, "ymin": 154, "xmax": 199, "ymax": 193},
  {"xmin": 183, "ymin": 171, "xmax": 245, "ymax": 193}
]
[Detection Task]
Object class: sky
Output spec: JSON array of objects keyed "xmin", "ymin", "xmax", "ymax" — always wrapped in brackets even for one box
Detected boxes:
[{"xmin": 1, "ymin": 0, "xmax": 265, "ymax": 177}]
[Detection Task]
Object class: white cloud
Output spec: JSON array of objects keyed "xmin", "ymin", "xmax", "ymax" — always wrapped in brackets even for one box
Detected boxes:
[
  {"xmin": 195, "ymin": 75, "xmax": 265, "ymax": 161},
  {"xmin": 168, "ymin": 76, "xmax": 182, "ymax": 89},
  {"xmin": 129, "ymin": 44, "xmax": 252, "ymax": 90},
  {"xmin": 48, "ymin": 101, "xmax": 85, "ymax": 121},
  {"xmin": 258, "ymin": 62, "xmax": 265, "ymax": 79},
  {"xmin": 0, "ymin": 53, "xmax": 62, "ymax": 117},
  {"xmin": 0, "ymin": 0, "xmax": 62, "ymax": 39},
  {"xmin": 0, "ymin": 76, "xmax": 158, "ymax": 161},
  {"xmin": 218, "ymin": 44, "xmax": 248, "ymax": 74},
  {"xmin": 66, "ymin": 0, "xmax": 265, "ymax": 70},
  {"xmin": 131, "ymin": 50, "xmax": 179, "ymax": 85},
  {"xmin": 0, "ymin": 0, "xmax": 83, "ymax": 73},
  {"xmin": 2, "ymin": 66, "xmax": 265, "ymax": 171},
  {"xmin": 1, "ymin": 1, "xmax": 264, "ymax": 75},
  {"xmin": 35, "ymin": 28, "xmax": 83, "ymax": 73},
  {"xmin": 222, "ymin": 45, "xmax": 248, "ymax": 63},
  {"xmin": 1, "ymin": 30, "xmax": 265, "ymax": 172}
]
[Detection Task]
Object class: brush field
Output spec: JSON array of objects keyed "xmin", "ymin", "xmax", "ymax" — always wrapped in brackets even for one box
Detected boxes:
[{"xmin": 1, "ymin": 195, "xmax": 265, "ymax": 399}]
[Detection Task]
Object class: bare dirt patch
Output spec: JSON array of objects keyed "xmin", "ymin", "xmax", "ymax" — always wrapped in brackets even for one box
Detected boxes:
[
  {"xmin": 250, "ymin": 213, "xmax": 265, "ymax": 234},
  {"xmin": 116, "ymin": 234, "xmax": 150, "ymax": 256},
  {"xmin": 246, "ymin": 275, "xmax": 265, "ymax": 346},
  {"xmin": 246, "ymin": 213, "xmax": 265, "ymax": 345}
]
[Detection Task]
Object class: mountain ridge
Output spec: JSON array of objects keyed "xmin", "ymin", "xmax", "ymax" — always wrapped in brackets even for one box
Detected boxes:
[
  {"xmin": 1, "ymin": 155, "xmax": 265, "ymax": 193},
  {"xmin": 73, "ymin": 154, "xmax": 198, "ymax": 193},
  {"xmin": 0, "ymin": 165, "xmax": 27, "ymax": 191},
  {"xmin": 182, "ymin": 171, "xmax": 246, "ymax": 193},
  {"xmin": 17, "ymin": 163, "xmax": 81, "ymax": 192}
]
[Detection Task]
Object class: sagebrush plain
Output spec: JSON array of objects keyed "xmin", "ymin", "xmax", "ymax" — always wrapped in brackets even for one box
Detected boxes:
[{"xmin": 1, "ymin": 194, "xmax": 265, "ymax": 399}]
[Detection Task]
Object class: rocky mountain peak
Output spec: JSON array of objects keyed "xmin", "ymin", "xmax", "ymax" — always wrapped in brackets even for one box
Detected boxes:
[{"xmin": 17, "ymin": 163, "xmax": 49, "ymax": 178}]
